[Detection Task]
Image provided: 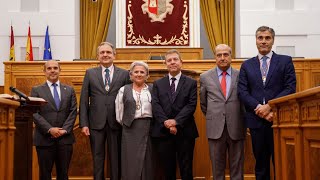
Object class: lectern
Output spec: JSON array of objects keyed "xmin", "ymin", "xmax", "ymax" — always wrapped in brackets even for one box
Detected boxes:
[
  {"xmin": 0, "ymin": 98, "xmax": 20, "ymax": 180},
  {"xmin": 269, "ymin": 86, "xmax": 320, "ymax": 180}
]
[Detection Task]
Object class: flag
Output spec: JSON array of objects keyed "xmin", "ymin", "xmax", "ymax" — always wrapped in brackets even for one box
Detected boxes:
[
  {"xmin": 25, "ymin": 26, "xmax": 33, "ymax": 61},
  {"xmin": 43, "ymin": 26, "xmax": 52, "ymax": 60},
  {"xmin": 10, "ymin": 26, "xmax": 15, "ymax": 61}
]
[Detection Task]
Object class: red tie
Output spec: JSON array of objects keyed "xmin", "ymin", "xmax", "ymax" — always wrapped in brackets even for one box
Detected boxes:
[{"xmin": 221, "ymin": 71, "xmax": 227, "ymax": 97}]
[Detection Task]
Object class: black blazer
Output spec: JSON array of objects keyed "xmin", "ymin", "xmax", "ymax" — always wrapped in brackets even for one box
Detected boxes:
[
  {"xmin": 31, "ymin": 82, "xmax": 77, "ymax": 146},
  {"xmin": 151, "ymin": 74, "xmax": 199, "ymax": 138}
]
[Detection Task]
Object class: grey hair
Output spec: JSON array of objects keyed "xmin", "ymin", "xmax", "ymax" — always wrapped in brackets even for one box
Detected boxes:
[
  {"xmin": 255, "ymin": 26, "xmax": 275, "ymax": 38},
  {"xmin": 96, "ymin": 42, "xmax": 116, "ymax": 55},
  {"xmin": 129, "ymin": 61, "xmax": 149, "ymax": 76}
]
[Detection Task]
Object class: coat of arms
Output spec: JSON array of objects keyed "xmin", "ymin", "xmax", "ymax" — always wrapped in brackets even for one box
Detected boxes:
[{"xmin": 141, "ymin": 0, "xmax": 174, "ymax": 22}]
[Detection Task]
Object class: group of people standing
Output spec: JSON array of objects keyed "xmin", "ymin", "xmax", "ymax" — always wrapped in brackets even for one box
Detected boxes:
[{"xmin": 31, "ymin": 25, "xmax": 296, "ymax": 180}]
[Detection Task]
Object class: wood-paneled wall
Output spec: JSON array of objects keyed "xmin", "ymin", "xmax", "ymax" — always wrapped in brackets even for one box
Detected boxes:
[{"xmin": 3, "ymin": 58, "xmax": 320, "ymax": 180}]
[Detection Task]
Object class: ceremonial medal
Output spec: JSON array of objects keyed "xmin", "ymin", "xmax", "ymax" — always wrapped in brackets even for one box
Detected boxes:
[
  {"xmin": 106, "ymin": 85, "xmax": 110, "ymax": 92},
  {"xmin": 262, "ymin": 76, "xmax": 266, "ymax": 83},
  {"xmin": 136, "ymin": 104, "xmax": 141, "ymax": 110}
]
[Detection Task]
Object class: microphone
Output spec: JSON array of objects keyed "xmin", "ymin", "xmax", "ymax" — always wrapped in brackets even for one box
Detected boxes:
[{"xmin": 9, "ymin": 86, "xmax": 30, "ymax": 101}]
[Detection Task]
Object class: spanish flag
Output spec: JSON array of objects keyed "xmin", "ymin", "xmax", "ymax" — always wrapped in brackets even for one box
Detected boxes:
[
  {"xmin": 25, "ymin": 26, "xmax": 33, "ymax": 61},
  {"xmin": 10, "ymin": 26, "xmax": 15, "ymax": 61}
]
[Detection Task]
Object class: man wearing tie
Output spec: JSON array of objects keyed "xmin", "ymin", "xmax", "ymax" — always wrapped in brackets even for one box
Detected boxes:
[
  {"xmin": 31, "ymin": 60, "xmax": 77, "ymax": 180},
  {"xmin": 151, "ymin": 49, "xmax": 199, "ymax": 180},
  {"xmin": 238, "ymin": 26, "xmax": 296, "ymax": 180},
  {"xmin": 200, "ymin": 44, "xmax": 245, "ymax": 180},
  {"xmin": 79, "ymin": 42, "xmax": 130, "ymax": 180}
]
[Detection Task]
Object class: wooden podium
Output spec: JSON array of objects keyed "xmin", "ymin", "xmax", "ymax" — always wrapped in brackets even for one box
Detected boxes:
[
  {"xmin": 269, "ymin": 87, "xmax": 320, "ymax": 180},
  {"xmin": 0, "ymin": 98, "xmax": 20, "ymax": 180}
]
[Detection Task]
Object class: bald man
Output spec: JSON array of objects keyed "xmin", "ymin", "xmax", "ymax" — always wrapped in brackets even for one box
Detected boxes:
[{"xmin": 200, "ymin": 44, "xmax": 245, "ymax": 180}]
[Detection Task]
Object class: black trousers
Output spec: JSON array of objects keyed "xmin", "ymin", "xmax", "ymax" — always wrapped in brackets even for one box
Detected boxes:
[
  {"xmin": 153, "ymin": 136, "xmax": 195, "ymax": 180},
  {"xmin": 36, "ymin": 143, "xmax": 73, "ymax": 180},
  {"xmin": 250, "ymin": 123, "xmax": 275, "ymax": 180}
]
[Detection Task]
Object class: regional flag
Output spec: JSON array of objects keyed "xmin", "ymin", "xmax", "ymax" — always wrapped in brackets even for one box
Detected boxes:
[
  {"xmin": 10, "ymin": 26, "xmax": 15, "ymax": 61},
  {"xmin": 25, "ymin": 26, "xmax": 33, "ymax": 61},
  {"xmin": 43, "ymin": 26, "xmax": 52, "ymax": 60}
]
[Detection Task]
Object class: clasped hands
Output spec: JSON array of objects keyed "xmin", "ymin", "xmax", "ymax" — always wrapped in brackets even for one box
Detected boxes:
[
  {"xmin": 49, "ymin": 127, "xmax": 67, "ymax": 138},
  {"xmin": 254, "ymin": 104, "xmax": 273, "ymax": 122},
  {"xmin": 164, "ymin": 119, "xmax": 177, "ymax": 135}
]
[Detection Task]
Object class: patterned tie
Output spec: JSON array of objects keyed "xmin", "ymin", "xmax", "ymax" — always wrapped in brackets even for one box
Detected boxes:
[
  {"xmin": 170, "ymin": 77, "xmax": 176, "ymax": 94},
  {"xmin": 52, "ymin": 83, "xmax": 60, "ymax": 109},
  {"xmin": 221, "ymin": 71, "xmax": 227, "ymax": 97},
  {"xmin": 261, "ymin": 56, "xmax": 268, "ymax": 85},
  {"xmin": 105, "ymin": 68, "xmax": 110, "ymax": 91}
]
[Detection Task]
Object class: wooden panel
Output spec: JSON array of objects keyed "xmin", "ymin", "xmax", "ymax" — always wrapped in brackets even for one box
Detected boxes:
[
  {"xmin": 115, "ymin": 48, "xmax": 203, "ymax": 60},
  {"xmin": 0, "ymin": 98, "xmax": 20, "ymax": 180},
  {"xmin": 3, "ymin": 58, "xmax": 320, "ymax": 180},
  {"xmin": 270, "ymin": 86, "xmax": 320, "ymax": 180}
]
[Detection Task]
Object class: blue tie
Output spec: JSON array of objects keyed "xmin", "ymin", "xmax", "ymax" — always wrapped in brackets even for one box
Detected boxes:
[
  {"xmin": 52, "ymin": 83, "xmax": 60, "ymax": 109},
  {"xmin": 105, "ymin": 68, "xmax": 111, "ymax": 86},
  {"xmin": 261, "ymin": 56, "xmax": 268, "ymax": 76}
]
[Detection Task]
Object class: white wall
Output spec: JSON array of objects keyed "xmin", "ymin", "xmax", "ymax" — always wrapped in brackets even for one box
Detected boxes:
[
  {"xmin": 239, "ymin": 0, "xmax": 320, "ymax": 58},
  {"xmin": 0, "ymin": 0, "xmax": 80, "ymax": 85}
]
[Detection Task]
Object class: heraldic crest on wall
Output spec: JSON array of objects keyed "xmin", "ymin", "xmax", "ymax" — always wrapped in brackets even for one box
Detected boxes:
[{"xmin": 126, "ymin": 0, "xmax": 189, "ymax": 46}]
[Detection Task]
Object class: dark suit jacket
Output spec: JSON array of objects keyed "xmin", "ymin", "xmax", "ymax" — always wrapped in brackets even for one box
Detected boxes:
[
  {"xmin": 151, "ymin": 74, "xmax": 199, "ymax": 138},
  {"xmin": 31, "ymin": 82, "xmax": 77, "ymax": 146},
  {"xmin": 200, "ymin": 67, "xmax": 245, "ymax": 140},
  {"xmin": 238, "ymin": 52, "xmax": 296, "ymax": 128},
  {"xmin": 79, "ymin": 65, "xmax": 130, "ymax": 130}
]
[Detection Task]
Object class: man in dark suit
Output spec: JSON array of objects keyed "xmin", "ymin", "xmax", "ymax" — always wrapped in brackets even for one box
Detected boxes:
[
  {"xmin": 151, "ymin": 49, "xmax": 199, "ymax": 180},
  {"xmin": 200, "ymin": 44, "xmax": 245, "ymax": 180},
  {"xmin": 31, "ymin": 60, "xmax": 77, "ymax": 180},
  {"xmin": 238, "ymin": 26, "xmax": 296, "ymax": 180},
  {"xmin": 79, "ymin": 42, "xmax": 130, "ymax": 180}
]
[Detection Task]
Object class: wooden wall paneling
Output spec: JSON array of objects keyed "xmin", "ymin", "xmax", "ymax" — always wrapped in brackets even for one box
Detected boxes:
[
  {"xmin": 115, "ymin": 48, "xmax": 203, "ymax": 60},
  {"xmin": 303, "ymin": 129, "xmax": 320, "ymax": 180},
  {"xmin": 3, "ymin": 58, "xmax": 320, "ymax": 180}
]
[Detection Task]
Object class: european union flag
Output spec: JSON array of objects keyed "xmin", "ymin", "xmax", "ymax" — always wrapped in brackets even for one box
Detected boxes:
[{"xmin": 43, "ymin": 26, "xmax": 52, "ymax": 60}]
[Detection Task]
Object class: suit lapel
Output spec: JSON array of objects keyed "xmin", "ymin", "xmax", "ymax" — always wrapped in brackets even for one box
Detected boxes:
[
  {"xmin": 252, "ymin": 56, "xmax": 264, "ymax": 87},
  {"xmin": 172, "ymin": 75, "xmax": 186, "ymax": 103},
  {"xmin": 94, "ymin": 66, "xmax": 105, "ymax": 91},
  {"xmin": 109, "ymin": 66, "xmax": 120, "ymax": 92},
  {"xmin": 59, "ymin": 83, "xmax": 67, "ymax": 110},
  {"xmin": 41, "ymin": 83, "xmax": 57, "ymax": 110},
  {"xmin": 212, "ymin": 68, "xmax": 225, "ymax": 99},
  {"xmin": 265, "ymin": 52, "xmax": 279, "ymax": 86},
  {"xmin": 227, "ymin": 68, "xmax": 237, "ymax": 100}
]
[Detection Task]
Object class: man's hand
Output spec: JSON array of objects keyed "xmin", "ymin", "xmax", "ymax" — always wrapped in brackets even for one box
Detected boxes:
[
  {"xmin": 255, "ymin": 104, "xmax": 271, "ymax": 118},
  {"xmin": 81, "ymin": 127, "xmax": 90, "ymax": 136},
  {"xmin": 265, "ymin": 112, "xmax": 274, "ymax": 122},
  {"xmin": 49, "ymin": 127, "xmax": 63, "ymax": 138},
  {"xmin": 164, "ymin": 119, "xmax": 177, "ymax": 129},
  {"xmin": 169, "ymin": 126, "xmax": 177, "ymax": 135}
]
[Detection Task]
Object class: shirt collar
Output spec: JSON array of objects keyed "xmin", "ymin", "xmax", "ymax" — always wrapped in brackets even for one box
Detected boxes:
[
  {"xmin": 101, "ymin": 64, "xmax": 114, "ymax": 72},
  {"xmin": 47, "ymin": 80, "xmax": 60, "ymax": 87},
  {"xmin": 169, "ymin": 71, "xmax": 182, "ymax": 81},
  {"xmin": 258, "ymin": 51, "xmax": 273, "ymax": 61},
  {"xmin": 216, "ymin": 66, "xmax": 231, "ymax": 76}
]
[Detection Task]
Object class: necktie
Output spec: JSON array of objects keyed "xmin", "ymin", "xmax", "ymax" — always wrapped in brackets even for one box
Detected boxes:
[
  {"xmin": 261, "ymin": 56, "xmax": 268, "ymax": 85},
  {"xmin": 170, "ymin": 77, "xmax": 176, "ymax": 94},
  {"xmin": 52, "ymin": 83, "xmax": 60, "ymax": 109},
  {"xmin": 105, "ymin": 68, "xmax": 110, "ymax": 91},
  {"xmin": 221, "ymin": 71, "xmax": 227, "ymax": 97}
]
